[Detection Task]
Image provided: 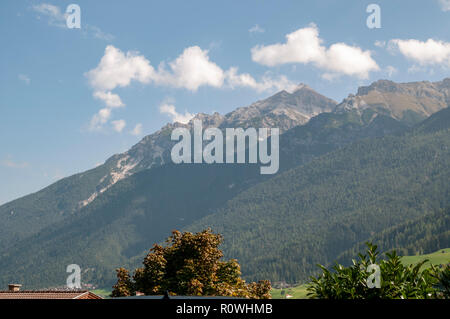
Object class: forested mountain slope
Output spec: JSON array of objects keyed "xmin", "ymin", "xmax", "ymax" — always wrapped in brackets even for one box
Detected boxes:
[
  {"xmin": 1, "ymin": 81, "xmax": 448, "ymax": 289},
  {"xmin": 186, "ymin": 107, "xmax": 450, "ymax": 283},
  {"xmin": 0, "ymin": 106, "xmax": 409, "ymax": 289},
  {"xmin": 0, "ymin": 86, "xmax": 336, "ymax": 250},
  {"xmin": 336, "ymin": 207, "xmax": 450, "ymax": 265}
]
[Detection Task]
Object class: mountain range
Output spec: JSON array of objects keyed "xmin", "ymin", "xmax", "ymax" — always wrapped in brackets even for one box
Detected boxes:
[{"xmin": 0, "ymin": 78, "xmax": 449, "ymax": 289}]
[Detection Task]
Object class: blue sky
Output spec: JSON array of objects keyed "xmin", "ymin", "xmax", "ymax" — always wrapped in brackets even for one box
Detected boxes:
[{"xmin": 1, "ymin": 0, "xmax": 449, "ymax": 204}]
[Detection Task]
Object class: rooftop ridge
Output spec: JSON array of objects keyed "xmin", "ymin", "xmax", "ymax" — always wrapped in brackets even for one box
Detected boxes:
[{"xmin": 0, "ymin": 290, "xmax": 89, "ymax": 293}]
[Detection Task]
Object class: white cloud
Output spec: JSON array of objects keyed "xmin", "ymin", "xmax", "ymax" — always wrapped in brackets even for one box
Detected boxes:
[
  {"xmin": 85, "ymin": 45, "xmax": 153, "ymax": 131},
  {"xmin": 85, "ymin": 44, "xmax": 298, "ymax": 132},
  {"xmin": 93, "ymin": 91, "xmax": 125, "ymax": 108},
  {"xmin": 86, "ymin": 45, "xmax": 154, "ymax": 92},
  {"xmin": 321, "ymin": 43, "xmax": 379, "ymax": 79},
  {"xmin": 389, "ymin": 38, "xmax": 450, "ymax": 67},
  {"xmin": 32, "ymin": 3, "xmax": 114, "ymax": 40},
  {"xmin": 251, "ymin": 24, "xmax": 379, "ymax": 79},
  {"xmin": 85, "ymin": 24, "xmax": 115, "ymax": 41},
  {"xmin": 89, "ymin": 108, "xmax": 111, "ymax": 131},
  {"xmin": 438, "ymin": 0, "xmax": 450, "ymax": 11},
  {"xmin": 18, "ymin": 74, "xmax": 30, "ymax": 84},
  {"xmin": 112, "ymin": 119, "xmax": 126, "ymax": 132},
  {"xmin": 385, "ymin": 65, "xmax": 398, "ymax": 77},
  {"xmin": 85, "ymin": 46, "xmax": 153, "ymax": 131},
  {"xmin": 374, "ymin": 40, "xmax": 386, "ymax": 48},
  {"xmin": 131, "ymin": 123, "xmax": 143, "ymax": 136},
  {"xmin": 154, "ymin": 46, "xmax": 225, "ymax": 91},
  {"xmin": 159, "ymin": 103, "xmax": 195, "ymax": 124},
  {"xmin": 87, "ymin": 45, "xmax": 296, "ymax": 93},
  {"xmin": 33, "ymin": 3, "xmax": 63, "ymax": 18},
  {"xmin": 249, "ymin": 24, "xmax": 265, "ymax": 34},
  {"xmin": 225, "ymin": 67, "xmax": 297, "ymax": 92},
  {"xmin": 32, "ymin": 3, "xmax": 66, "ymax": 28},
  {"xmin": 252, "ymin": 24, "xmax": 323, "ymax": 66},
  {"xmin": 157, "ymin": 46, "xmax": 295, "ymax": 91}
]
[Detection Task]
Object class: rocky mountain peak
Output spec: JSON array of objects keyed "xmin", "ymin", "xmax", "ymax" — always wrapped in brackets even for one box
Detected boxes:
[
  {"xmin": 336, "ymin": 78, "xmax": 450, "ymax": 122},
  {"xmin": 80, "ymin": 85, "xmax": 338, "ymax": 208},
  {"xmin": 78, "ymin": 78, "xmax": 450, "ymax": 210},
  {"xmin": 356, "ymin": 79, "xmax": 399, "ymax": 95},
  {"xmin": 191, "ymin": 112, "xmax": 225, "ymax": 127},
  {"xmin": 291, "ymin": 83, "xmax": 313, "ymax": 93}
]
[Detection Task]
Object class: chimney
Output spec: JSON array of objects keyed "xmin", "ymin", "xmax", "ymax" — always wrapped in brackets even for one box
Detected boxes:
[{"xmin": 8, "ymin": 284, "xmax": 22, "ymax": 292}]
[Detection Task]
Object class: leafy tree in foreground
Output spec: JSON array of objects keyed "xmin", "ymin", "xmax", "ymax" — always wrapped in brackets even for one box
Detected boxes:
[
  {"xmin": 307, "ymin": 242, "xmax": 444, "ymax": 299},
  {"xmin": 433, "ymin": 264, "xmax": 450, "ymax": 299},
  {"xmin": 111, "ymin": 267, "xmax": 133, "ymax": 297},
  {"xmin": 111, "ymin": 229, "xmax": 271, "ymax": 298}
]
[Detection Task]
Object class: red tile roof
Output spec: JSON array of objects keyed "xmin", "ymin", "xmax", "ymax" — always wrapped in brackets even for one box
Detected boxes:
[{"xmin": 0, "ymin": 290, "xmax": 102, "ymax": 299}]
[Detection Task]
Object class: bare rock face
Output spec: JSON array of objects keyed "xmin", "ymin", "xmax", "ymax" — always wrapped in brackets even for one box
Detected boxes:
[
  {"xmin": 84, "ymin": 85, "xmax": 338, "ymax": 207},
  {"xmin": 336, "ymin": 78, "xmax": 450, "ymax": 123}
]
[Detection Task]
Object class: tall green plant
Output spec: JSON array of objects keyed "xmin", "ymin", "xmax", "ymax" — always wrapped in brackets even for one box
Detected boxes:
[{"xmin": 307, "ymin": 243, "xmax": 440, "ymax": 299}]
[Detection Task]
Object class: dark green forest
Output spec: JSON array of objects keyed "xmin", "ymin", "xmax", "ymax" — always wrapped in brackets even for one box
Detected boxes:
[
  {"xmin": 188, "ymin": 110, "xmax": 450, "ymax": 283},
  {"xmin": 337, "ymin": 208, "xmax": 450, "ymax": 265},
  {"xmin": 0, "ymin": 107, "xmax": 449, "ymax": 289}
]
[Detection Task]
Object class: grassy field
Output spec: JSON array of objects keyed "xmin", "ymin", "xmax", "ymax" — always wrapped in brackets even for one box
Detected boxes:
[
  {"xmin": 271, "ymin": 284, "xmax": 309, "ymax": 299},
  {"xmin": 401, "ymin": 248, "xmax": 450, "ymax": 269},
  {"xmin": 271, "ymin": 248, "xmax": 450, "ymax": 299}
]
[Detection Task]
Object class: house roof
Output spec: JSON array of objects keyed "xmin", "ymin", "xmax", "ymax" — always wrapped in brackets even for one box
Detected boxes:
[
  {"xmin": 0, "ymin": 290, "xmax": 102, "ymax": 299},
  {"xmin": 117, "ymin": 295, "xmax": 243, "ymax": 299}
]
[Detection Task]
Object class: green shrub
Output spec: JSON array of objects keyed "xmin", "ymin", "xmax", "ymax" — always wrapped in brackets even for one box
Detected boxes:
[{"xmin": 307, "ymin": 242, "xmax": 441, "ymax": 299}]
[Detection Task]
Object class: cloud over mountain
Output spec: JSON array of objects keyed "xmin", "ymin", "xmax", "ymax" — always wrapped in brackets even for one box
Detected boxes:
[
  {"xmin": 159, "ymin": 102, "xmax": 195, "ymax": 124},
  {"xmin": 85, "ymin": 45, "xmax": 296, "ymax": 130},
  {"xmin": 112, "ymin": 119, "xmax": 126, "ymax": 132},
  {"xmin": 251, "ymin": 24, "xmax": 379, "ymax": 79},
  {"xmin": 389, "ymin": 38, "xmax": 450, "ymax": 67},
  {"xmin": 86, "ymin": 45, "xmax": 295, "ymax": 93}
]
